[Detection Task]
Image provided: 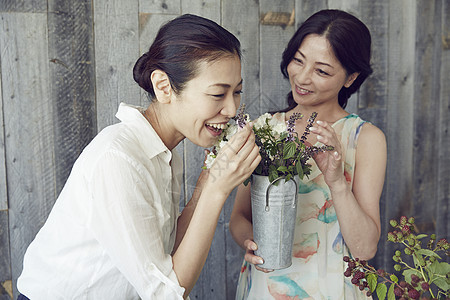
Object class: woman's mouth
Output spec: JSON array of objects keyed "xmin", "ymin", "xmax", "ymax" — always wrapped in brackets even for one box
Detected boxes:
[
  {"xmin": 205, "ymin": 123, "xmax": 226, "ymax": 137},
  {"xmin": 295, "ymin": 86, "xmax": 313, "ymax": 95}
]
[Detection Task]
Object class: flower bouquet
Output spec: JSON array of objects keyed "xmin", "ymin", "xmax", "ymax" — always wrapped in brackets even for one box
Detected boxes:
[
  {"xmin": 343, "ymin": 216, "xmax": 449, "ymax": 299},
  {"xmin": 204, "ymin": 105, "xmax": 334, "ymax": 269},
  {"xmin": 204, "ymin": 104, "xmax": 333, "ymax": 184}
]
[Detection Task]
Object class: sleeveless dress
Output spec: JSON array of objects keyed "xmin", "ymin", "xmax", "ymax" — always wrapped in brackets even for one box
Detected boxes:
[{"xmin": 235, "ymin": 113, "xmax": 371, "ymax": 300}]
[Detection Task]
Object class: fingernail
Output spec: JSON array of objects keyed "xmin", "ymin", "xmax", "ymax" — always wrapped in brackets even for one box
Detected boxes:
[
  {"xmin": 309, "ymin": 126, "xmax": 317, "ymax": 131},
  {"xmin": 317, "ymin": 135, "xmax": 324, "ymax": 140},
  {"xmin": 256, "ymin": 258, "xmax": 263, "ymax": 264},
  {"xmin": 316, "ymin": 120, "xmax": 324, "ymax": 125},
  {"xmin": 251, "ymin": 244, "xmax": 257, "ymax": 251}
]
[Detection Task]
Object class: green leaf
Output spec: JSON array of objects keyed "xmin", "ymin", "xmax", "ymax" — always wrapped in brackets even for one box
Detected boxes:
[
  {"xmin": 416, "ymin": 249, "xmax": 442, "ymax": 259},
  {"xmin": 283, "ymin": 141, "xmax": 296, "ymax": 160},
  {"xmin": 285, "ymin": 174, "xmax": 292, "ymax": 183},
  {"xmin": 413, "ymin": 252, "xmax": 425, "ymax": 268},
  {"xmin": 416, "ymin": 234, "xmax": 428, "ymax": 239},
  {"xmin": 277, "ymin": 166, "xmax": 288, "ymax": 173},
  {"xmin": 433, "ymin": 276, "xmax": 449, "ymax": 292},
  {"xmin": 296, "ymin": 162, "xmax": 303, "ymax": 178},
  {"xmin": 387, "ymin": 283, "xmax": 395, "ymax": 300},
  {"xmin": 367, "ymin": 273, "xmax": 378, "ymax": 292},
  {"xmin": 390, "ymin": 274, "xmax": 398, "ymax": 283},
  {"xmin": 376, "ymin": 283, "xmax": 388, "ymax": 300}
]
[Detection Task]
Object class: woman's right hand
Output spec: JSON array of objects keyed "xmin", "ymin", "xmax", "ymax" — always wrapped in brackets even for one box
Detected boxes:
[
  {"xmin": 207, "ymin": 123, "xmax": 261, "ymax": 196},
  {"xmin": 243, "ymin": 239, "xmax": 274, "ymax": 273}
]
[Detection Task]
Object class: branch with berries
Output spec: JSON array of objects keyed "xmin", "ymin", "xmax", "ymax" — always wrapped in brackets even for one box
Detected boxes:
[{"xmin": 343, "ymin": 216, "xmax": 449, "ymax": 299}]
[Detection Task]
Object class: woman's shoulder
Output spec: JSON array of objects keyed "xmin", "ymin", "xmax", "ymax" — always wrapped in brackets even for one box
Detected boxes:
[{"xmin": 357, "ymin": 121, "xmax": 387, "ymax": 155}]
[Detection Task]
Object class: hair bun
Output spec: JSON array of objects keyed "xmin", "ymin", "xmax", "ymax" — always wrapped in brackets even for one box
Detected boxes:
[{"xmin": 133, "ymin": 52, "xmax": 149, "ymax": 86}]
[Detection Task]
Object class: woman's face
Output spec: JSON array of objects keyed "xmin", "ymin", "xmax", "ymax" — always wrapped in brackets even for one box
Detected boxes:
[
  {"xmin": 287, "ymin": 34, "xmax": 355, "ymax": 107},
  {"xmin": 172, "ymin": 54, "xmax": 242, "ymax": 148}
]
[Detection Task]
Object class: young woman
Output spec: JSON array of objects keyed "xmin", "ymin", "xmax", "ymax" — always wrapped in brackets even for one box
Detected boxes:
[
  {"xmin": 17, "ymin": 14, "xmax": 260, "ymax": 299},
  {"xmin": 230, "ymin": 9, "xmax": 386, "ymax": 299}
]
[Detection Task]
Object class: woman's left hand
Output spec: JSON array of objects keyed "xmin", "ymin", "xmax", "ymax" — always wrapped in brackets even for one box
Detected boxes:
[{"xmin": 309, "ymin": 120, "xmax": 345, "ymax": 187}]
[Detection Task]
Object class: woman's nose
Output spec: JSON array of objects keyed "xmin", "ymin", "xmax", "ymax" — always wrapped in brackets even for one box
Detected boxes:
[
  {"xmin": 221, "ymin": 94, "xmax": 238, "ymax": 118},
  {"xmin": 296, "ymin": 67, "xmax": 312, "ymax": 84}
]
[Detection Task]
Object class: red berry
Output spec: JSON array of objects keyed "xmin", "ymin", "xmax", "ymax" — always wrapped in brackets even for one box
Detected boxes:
[
  {"xmin": 408, "ymin": 289, "xmax": 420, "ymax": 299},
  {"xmin": 411, "ymin": 274, "xmax": 420, "ymax": 283},
  {"xmin": 351, "ymin": 277, "xmax": 359, "ymax": 285},
  {"xmin": 399, "ymin": 281, "xmax": 407, "ymax": 288},
  {"xmin": 343, "ymin": 256, "xmax": 350, "ymax": 262},
  {"xmin": 344, "ymin": 269, "xmax": 352, "ymax": 277},
  {"xmin": 394, "ymin": 287, "xmax": 404, "ymax": 297},
  {"xmin": 421, "ymin": 282, "xmax": 429, "ymax": 290}
]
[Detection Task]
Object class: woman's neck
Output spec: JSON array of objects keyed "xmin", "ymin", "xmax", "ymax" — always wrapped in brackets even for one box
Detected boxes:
[{"xmin": 143, "ymin": 103, "xmax": 184, "ymax": 150}]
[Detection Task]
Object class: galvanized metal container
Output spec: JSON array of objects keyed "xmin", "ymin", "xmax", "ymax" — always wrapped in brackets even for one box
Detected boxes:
[{"xmin": 251, "ymin": 174, "xmax": 299, "ymax": 270}]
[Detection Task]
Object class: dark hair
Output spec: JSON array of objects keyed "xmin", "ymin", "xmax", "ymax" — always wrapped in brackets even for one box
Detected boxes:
[
  {"xmin": 280, "ymin": 9, "xmax": 373, "ymax": 110},
  {"xmin": 133, "ymin": 14, "xmax": 241, "ymax": 99}
]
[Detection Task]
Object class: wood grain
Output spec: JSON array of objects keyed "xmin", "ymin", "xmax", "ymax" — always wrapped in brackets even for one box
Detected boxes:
[{"xmin": 1, "ymin": 13, "xmax": 56, "ymax": 299}]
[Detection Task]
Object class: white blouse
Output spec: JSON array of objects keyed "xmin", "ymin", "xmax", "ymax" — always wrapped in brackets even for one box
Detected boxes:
[{"xmin": 17, "ymin": 103, "xmax": 185, "ymax": 299}]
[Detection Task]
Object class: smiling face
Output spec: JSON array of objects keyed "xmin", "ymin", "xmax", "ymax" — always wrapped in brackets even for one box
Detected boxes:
[
  {"xmin": 169, "ymin": 54, "xmax": 243, "ymax": 148},
  {"xmin": 287, "ymin": 34, "xmax": 358, "ymax": 108}
]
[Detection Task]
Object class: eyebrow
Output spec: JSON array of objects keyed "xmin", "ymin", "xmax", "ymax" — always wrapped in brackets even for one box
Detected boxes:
[
  {"xmin": 297, "ymin": 50, "xmax": 334, "ymax": 68},
  {"xmin": 208, "ymin": 79, "xmax": 243, "ymax": 88}
]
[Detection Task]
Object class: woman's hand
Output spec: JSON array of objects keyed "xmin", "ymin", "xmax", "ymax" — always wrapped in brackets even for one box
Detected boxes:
[
  {"xmin": 243, "ymin": 239, "xmax": 274, "ymax": 273},
  {"xmin": 309, "ymin": 120, "xmax": 346, "ymax": 188},
  {"xmin": 207, "ymin": 123, "xmax": 261, "ymax": 196}
]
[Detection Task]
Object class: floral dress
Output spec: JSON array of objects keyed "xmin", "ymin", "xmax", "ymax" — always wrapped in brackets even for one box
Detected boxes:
[{"xmin": 235, "ymin": 113, "xmax": 371, "ymax": 300}]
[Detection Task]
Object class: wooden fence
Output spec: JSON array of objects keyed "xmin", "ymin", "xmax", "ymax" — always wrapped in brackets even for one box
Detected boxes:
[{"xmin": 0, "ymin": 0, "xmax": 448, "ymax": 299}]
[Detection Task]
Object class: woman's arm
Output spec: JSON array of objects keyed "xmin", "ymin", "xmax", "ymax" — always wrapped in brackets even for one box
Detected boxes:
[
  {"xmin": 172, "ymin": 124, "xmax": 261, "ymax": 298},
  {"xmin": 311, "ymin": 121, "xmax": 386, "ymax": 260}
]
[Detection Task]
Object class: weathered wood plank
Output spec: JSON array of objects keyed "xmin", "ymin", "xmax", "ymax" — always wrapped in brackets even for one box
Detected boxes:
[
  {"xmin": 0, "ymin": 60, "xmax": 7, "ymax": 211},
  {"xmin": 139, "ymin": 0, "xmax": 180, "ymax": 14},
  {"xmin": 222, "ymin": 0, "xmax": 261, "ymax": 297},
  {"xmin": 47, "ymin": 0, "xmax": 96, "ymax": 194},
  {"xmin": 0, "ymin": 211, "xmax": 12, "ymax": 300},
  {"xmin": 412, "ymin": 0, "xmax": 441, "ymax": 235},
  {"xmin": 295, "ymin": 0, "xmax": 327, "ymax": 29},
  {"xmin": 260, "ymin": 0, "xmax": 295, "ymax": 114},
  {"xmin": 437, "ymin": 0, "xmax": 450, "ymax": 243},
  {"xmin": 0, "ymin": 0, "xmax": 45, "ymax": 12},
  {"xmin": 0, "ymin": 13, "xmax": 56, "ymax": 299},
  {"xmin": 94, "ymin": 0, "xmax": 140, "ymax": 131},
  {"xmin": 181, "ymin": 1, "xmax": 220, "ymax": 24}
]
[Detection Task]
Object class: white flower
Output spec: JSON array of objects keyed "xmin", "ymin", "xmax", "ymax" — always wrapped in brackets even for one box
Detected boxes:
[
  {"xmin": 204, "ymin": 152, "xmax": 216, "ymax": 169},
  {"xmin": 253, "ymin": 113, "xmax": 272, "ymax": 130},
  {"xmin": 268, "ymin": 117, "xmax": 287, "ymax": 135}
]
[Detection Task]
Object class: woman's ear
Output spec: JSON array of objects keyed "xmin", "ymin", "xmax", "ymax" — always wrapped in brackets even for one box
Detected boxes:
[
  {"xmin": 151, "ymin": 70, "xmax": 172, "ymax": 103},
  {"xmin": 344, "ymin": 72, "xmax": 360, "ymax": 88}
]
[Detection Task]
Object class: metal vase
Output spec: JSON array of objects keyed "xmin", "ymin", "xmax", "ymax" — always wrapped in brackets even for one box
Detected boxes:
[{"xmin": 251, "ymin": 174, "xmax": 298, "ymax": 270}]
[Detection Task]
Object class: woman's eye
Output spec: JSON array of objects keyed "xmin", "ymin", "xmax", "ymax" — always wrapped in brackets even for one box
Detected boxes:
[
  {"xmin": 211, "ymin": 94, "xmax": 225, "ymax": 98},
  {"xmin": 317, "ymin": 69, "xmax": 330, "ymax": 76},
  {"xmin": 234, "ymin": 90, "xmax": 243, "ymax": 96},
  {"xmin": 293, "ymin": 57, "xmax": 303, "ymax": 64}
]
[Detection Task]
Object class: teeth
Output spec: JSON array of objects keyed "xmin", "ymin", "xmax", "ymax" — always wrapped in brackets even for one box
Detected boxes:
[
  {"xmin": 207, "ymin": 123, "xmax": 226, "ymax": 129},
  {"xmin": 299, "ymin": 87, "xmax": 311, "ymax": 93}
]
